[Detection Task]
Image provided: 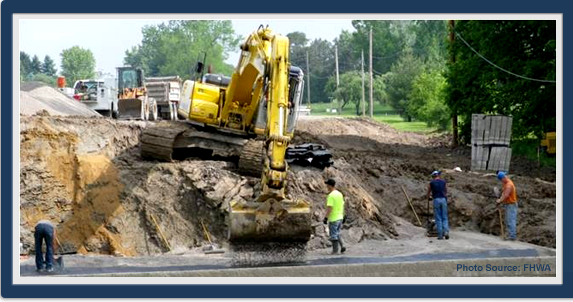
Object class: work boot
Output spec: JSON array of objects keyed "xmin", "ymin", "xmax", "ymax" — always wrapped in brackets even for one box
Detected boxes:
[
  {"xmin": 331, "ymin": 240, "xmax": 339, "ymax": 254},
  {"xmin": 445, "ymin": 232, "xmax": 450, "ymax": 240},
  {"xmin": 339, "ymin": 238, "xmax": 346, "ymax": 254}
]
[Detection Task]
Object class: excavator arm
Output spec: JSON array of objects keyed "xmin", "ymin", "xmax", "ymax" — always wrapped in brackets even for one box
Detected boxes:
[{"xmin": 228, "ymin": 27, "xmax": 311, "ymax": 244}]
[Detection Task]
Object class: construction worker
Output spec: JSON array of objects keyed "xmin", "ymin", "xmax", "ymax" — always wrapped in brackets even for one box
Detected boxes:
[
  {"xmin": 34, "ymin": 220, "xmax": 58, "ymax": 273},
  {"xmin": 496, "ymin": 171, "xmax": 518, "ymax": 240},
  {"xmin": 427, "ymin": 170, "xmax": 449, "ymax": 240},
  {"xmin": 323, "ymin": 178, "xmax": 346, "ymax": 254}
]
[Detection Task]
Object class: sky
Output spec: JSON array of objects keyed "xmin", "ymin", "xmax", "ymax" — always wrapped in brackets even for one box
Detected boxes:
[{"xmin": 19, "ymin": 19, "xmax": 355, "ymax": 76}]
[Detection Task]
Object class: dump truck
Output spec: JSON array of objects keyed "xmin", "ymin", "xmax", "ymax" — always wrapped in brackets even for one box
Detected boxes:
[{"xmin": 145, "ymin": 76, "xmax": 181, "ymax": 120}]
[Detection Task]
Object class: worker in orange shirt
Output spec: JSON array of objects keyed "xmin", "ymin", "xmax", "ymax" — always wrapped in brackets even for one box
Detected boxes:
[{"xmin": 496, "ymin": 171, "xmax": 518, "ymax": 240}]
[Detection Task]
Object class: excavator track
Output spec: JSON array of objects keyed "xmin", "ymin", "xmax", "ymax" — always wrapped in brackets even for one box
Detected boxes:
[
  {"xmin": 237, "ymin": 140, "xmax": 264, "ymax": 177},
  {"xmin": 140, "ymin": 123, "xmax": 187, "ymax": 161}
]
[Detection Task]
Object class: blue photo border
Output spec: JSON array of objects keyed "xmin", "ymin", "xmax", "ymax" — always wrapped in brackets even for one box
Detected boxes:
[{"xmin": 1, "ymin": 0, "xmax": 568, "ymax": 297}]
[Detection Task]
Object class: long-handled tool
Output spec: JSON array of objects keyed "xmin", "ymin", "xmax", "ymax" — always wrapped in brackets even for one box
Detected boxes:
[
  {"xmin": 150, "ymin": 214, "xmax": 172, "ymax": 252},
  {"xmin": 200, "ymin": 219, "xmax": 225, "ymax": 254},
  {"xmin": 498, "ymin": 206, "xmax": 505, "ymax": 239},
  {"xmin": 401, "ymin": 186, "xmax": 422, "ymax": 226},
  {"xmin": 493, "ymin": 187, "xmax": 505, "ymax": 239}
]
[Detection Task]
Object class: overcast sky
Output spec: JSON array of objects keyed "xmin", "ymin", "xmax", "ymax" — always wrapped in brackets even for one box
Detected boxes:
[{"xmin": 19, "ymin": 19, "xmax": 355, "ymax": 76}]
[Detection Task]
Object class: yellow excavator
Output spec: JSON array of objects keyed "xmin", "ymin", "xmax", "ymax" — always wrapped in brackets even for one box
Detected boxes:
[{"xmin": 140, "ymin": 25, "xmax": 311, "ymax": 244}]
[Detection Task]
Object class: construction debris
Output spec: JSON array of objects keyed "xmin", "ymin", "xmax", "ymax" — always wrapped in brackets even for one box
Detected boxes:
[{"xmin": 286, "ymin": 143, "xmax": 333, "ymax": 169}]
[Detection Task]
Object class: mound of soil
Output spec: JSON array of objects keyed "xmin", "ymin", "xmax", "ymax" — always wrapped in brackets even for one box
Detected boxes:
[{"xmin": 20, "ymin": 82, "xmax": 100, "ymax": 117}]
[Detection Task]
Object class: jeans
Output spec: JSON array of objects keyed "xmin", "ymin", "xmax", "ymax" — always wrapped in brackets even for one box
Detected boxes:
[
  {"xmin": 34, "ymin": 223, "xmax": 54, "ymax": 270},
  {"xmin": 433, "ymin": 198, "xmax": 449, "ymax": 238},
  {"xmin": 328, "ymin": 220, "xmax": 343, "ymax": 241},
  {"xmin": 504, "ymin": 202, "xmax": 518, "ymax": 240}
]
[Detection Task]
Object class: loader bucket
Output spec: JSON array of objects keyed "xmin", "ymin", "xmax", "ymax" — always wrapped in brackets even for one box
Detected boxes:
[
  {"xmin": 228, "ymin": 197, "xmax": 312, "ymax": 243},
  {"xmin": 117, "ymin": 98, "xmax": 145, "ymax": 120}
]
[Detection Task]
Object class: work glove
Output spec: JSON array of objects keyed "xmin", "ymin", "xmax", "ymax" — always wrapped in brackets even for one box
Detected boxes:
[
  {"xmin": 428, "ymin": 197, "xmax": 433, "ymax": 201},
  {"xmin": 323, "ymin": 217, "xmax": 328, "ymax": 225}
]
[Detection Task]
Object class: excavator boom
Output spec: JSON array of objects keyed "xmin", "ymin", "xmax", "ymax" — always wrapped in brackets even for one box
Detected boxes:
[{"xmin": 228, "ymin": 26, "xmax": 311, "ymax": 244}]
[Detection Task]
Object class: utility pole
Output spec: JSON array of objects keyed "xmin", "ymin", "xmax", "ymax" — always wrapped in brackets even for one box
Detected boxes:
[
  {"xmin": 335, "ymin": 45, "xmax": 340, "ymax": 87},
  {"xmin": 449, "ymin": 20, "xmax": 458, "ymax": 147},
  {"xmin": 369, "ymin": 27, "xmax": 373, "ymax": 118},
  {"xmin": 306, "ymin": 51, "xmax": 311, "ymax": 108},
  {"xmin": 361, "ymin": 49, "xmax": 366, "ymax": 116},
  {"xmin": 335, "ymin": 45, "xmax": 341, "ymax": 115}
]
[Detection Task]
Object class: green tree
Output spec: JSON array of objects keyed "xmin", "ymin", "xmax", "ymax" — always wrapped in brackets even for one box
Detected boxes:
[
  {"xmin": 409, "ymin": 70, "xmax": 449, "ymax": 130},
  {"xmin": 383, "ymin": 49, "xmax": 424, "ymax": 121},
  {"xmin": 446, "ymin": 20, "xmax": 556, "ymax": 142},
  {"xmin": 60, "ymin": 46, "xmax": 96, "ymax": 86},
  {"xmin": 329, "ymin": 71, "xmax": 362, "ymax": 114},
  {"xmin": 30, "ymin": 73, "xmax": 57, "ymax": 87},
  {"xmin": 30, "ymin": 55, "xmax": 42, "ymax": 74},
  {"xmin": 325, "ymin": 72, "xmax": 386, "ymax": 115},
  {"xmin": 41, "ymin": 55, "xmax": 57, "ymax": 76},
  {"xmin": 20, "ymin": 51, "xmax": 32, "ymax": 80},
  {"xmin": 124, "ymin": 21, "xmax": 239, "ymax": 79},
  {"xmin": 307, "ymin": 39, "xmax": 335, "ymax": 104},
  {"xmin": 410, "ymin": 20, "xmax": 448, "ymax": 69},
  {"xmin": 351, "ymin": 20, "xmax": 412, "ymax": 75},
  {"xmin": 334, "ymin": 30, "xmax": 361, "ymax": 74}
]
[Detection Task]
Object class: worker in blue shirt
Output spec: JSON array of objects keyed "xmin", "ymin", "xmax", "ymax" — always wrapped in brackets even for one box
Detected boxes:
[{"xmin": 427, "ymin": 171, "xmax": 449, "ymax": 240}]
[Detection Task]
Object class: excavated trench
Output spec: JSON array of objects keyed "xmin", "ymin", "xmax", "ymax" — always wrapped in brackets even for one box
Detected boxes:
[{"xmin": 19, "ymin": 115, "xmax": 556, "ymax": 259}]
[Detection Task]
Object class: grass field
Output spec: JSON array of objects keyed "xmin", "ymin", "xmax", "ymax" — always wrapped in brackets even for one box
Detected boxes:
[{"xmin": 308, "ymin": 102, "xmax": 436, "ymax": 133}]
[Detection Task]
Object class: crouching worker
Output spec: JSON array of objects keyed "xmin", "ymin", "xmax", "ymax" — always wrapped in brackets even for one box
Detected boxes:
[
  {"xmin": 34, "ymin": 220, "xmax": 58, "ymax": 273},
  {"xmin": 427, "ymin": 170, "xmax": 450, "ymax": 240},
  {"xmin": 323, "ymin": 178, "xmax": 347, "ymax": 254}
]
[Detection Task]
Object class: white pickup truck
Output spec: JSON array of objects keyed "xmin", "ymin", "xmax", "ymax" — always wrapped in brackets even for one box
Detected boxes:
[{"xmin": 72, "ymin": 78, "xmax": 118, "ymax": 118}]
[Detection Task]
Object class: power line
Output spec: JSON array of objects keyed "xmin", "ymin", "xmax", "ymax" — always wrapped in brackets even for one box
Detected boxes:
[{"xmin": 455, "ymin": 31, "xmax": 556, "ymax": 84}]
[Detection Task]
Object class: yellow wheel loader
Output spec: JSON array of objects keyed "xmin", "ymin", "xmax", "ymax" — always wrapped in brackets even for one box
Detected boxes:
[
  {"xmin": 140, "ymin": 25, "xmax": 311, "ymax": 245},
  {"xmin": 117, "ymin": 66, "xmax": 158, "ymax": 121}
]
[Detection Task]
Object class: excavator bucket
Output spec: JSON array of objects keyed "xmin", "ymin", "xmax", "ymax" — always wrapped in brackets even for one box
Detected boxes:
[
  {"xmin": 117, "ymin": 98, "xmax": 145, "ymax": 120},
  {"xmin": 228, "ymin": 197, "xmax": 312, "ymax": 243}
]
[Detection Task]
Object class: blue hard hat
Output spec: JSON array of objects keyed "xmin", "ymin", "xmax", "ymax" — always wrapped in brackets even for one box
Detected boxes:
[{"xmin": 497, "ymin": 171, "xmax": 506, "ymax": 180}]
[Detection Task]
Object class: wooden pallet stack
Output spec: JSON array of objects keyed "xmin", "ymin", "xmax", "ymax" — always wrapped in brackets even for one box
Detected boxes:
[{"xmin": 471, "ymin": 114, "xmax": 513, "ymax": 172}]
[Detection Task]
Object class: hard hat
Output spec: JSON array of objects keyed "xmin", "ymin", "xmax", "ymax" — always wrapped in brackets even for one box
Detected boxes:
[
  {"xmin": 431, "ymin": 170, "xmax": 441, "ymax": 177},
  {"xmin": 497, "ymin": 171, "xmax": 506, "ymax": 180}
]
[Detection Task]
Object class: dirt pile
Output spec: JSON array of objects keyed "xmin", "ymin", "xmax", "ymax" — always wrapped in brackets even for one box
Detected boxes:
[
  {"xmin": 20, "ymin": 82, "xmax": 100, "ymax": 117},
  {"xmin": 295, "ymin": 116, "xmax": 556, "ymax": 248},
  {"xmin": 19, "ymin": 115, "xmax": 556, "ymax": 256}
]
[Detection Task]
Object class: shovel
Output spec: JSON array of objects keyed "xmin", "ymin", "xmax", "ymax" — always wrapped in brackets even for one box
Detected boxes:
[
  {"xmin": 201, "ymin": 219, "xmax": 224, "ymax": 254},
  {"xmin": 493, "ymin": 187, "xmax": 505, "ymax": 239}
]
